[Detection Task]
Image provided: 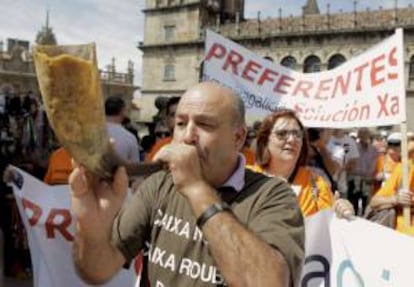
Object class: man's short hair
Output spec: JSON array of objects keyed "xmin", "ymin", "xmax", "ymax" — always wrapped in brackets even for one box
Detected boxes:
[
  {"xmin": 228, "ymin": 88, "xmax": 245, "ymax": 127},
  {"xmin": 105, "ymin": 96, "xmax": 125, "ymax": 116}
]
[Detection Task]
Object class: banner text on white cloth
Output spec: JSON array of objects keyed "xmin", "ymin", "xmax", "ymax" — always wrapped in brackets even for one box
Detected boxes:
[{"xmin": 203, "ymin": 29, "xmax": 406, "ymax": 127}]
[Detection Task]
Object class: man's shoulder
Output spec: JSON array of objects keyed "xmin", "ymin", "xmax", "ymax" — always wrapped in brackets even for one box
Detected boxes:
[
  {"xmin": 138, "ymin": 169, "xmax": 175, "ymax": 196},
  {"xmin": 143, "ymin": 169, "xmax": 172, "ymax": 184},
  {"xmin": 107, "ymin": 123, "xmax": 136, "ymax": 141},
  {"xmin": 243, "ymin": 168, "xmax": 293, "ymax": 198}
]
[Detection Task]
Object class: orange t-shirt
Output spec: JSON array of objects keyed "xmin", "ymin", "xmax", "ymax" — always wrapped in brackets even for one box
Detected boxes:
[
  {"xmin": 376, "ymin": 162, "xmax": 414, "ymax": 235},
  {"xmin": 242, "ymin": 146, "xmax": 256, "ymax": 166},
  {"xmin": 292, "ymin": 166, "xmax": 334, "ymax": 217},
  {"xmin": 248, "ymin": 165, "xmax": 333, "ymax": 217},
  {"xmin": 44, "ymin": 147, "xmax": 73, "ymax": 185},
  {"xmin": 373, "ymin": 154, "xmax": 400, "ymax": 195},
  {"xmin": 145, "ymin": 136, "xmax": 172, "ymax": 162}
]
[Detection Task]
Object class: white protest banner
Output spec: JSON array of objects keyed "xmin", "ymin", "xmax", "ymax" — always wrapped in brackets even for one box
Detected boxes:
[
  {"xmin": 10, "ymin": 168, "xmax": 414, "ymax": 286},
  {"xmin": 204, "ymin": 29, "xmax": 406, "ymax": 128},
  {"xmin": 302, "ymin": 209, "xmax": 414, "ymax": 286},
  {"xmin": 9, "ymin": 168, "xmax": 136, "ymax": 287}
]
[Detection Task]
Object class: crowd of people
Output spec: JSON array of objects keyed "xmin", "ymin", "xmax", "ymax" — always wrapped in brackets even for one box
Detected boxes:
[
  {"xmin": 1, "ymin": 91, "xmax": 56, "ymax": 281},
  {"xmin": 1, "ymin": 81, "xmax": 414, "ymax": 286}
]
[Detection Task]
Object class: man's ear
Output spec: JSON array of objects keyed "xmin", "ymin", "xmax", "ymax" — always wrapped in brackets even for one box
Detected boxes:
[{"xmin": 234, "ymin": 125, "xmax": 247, "ymax": 151}]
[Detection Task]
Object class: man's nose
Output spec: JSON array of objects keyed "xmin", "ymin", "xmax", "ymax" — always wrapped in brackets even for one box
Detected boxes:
[{"xmin": 183, "ymin": 123, "xmax": 198, "ymax": 145}]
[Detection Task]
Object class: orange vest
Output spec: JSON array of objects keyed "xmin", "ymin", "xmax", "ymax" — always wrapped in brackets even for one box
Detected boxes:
[
  {"xmin": 248, "ymin": 165, "xmax": 333, "ymax": 217},
  {"xmin": 292, "ymin": 166, "xmax": 334, "ymax": 217},
  {"xmin": 376, "ymin": 162, "xmax": 414, "ymax": 235},
  {"xmin": 373, "ymin": 153, "xmax": 400, "ymax": 195},
  {"xmin": 242, "ymin": 146, "xmax": 256, "ymax": 166},
  {"xmin": 44, "ymin": 147, "xmax": 72, "ymax": 185},
  {"xmin": 145, "ymin": 136, "xmax": 172, "ymax": 162}
]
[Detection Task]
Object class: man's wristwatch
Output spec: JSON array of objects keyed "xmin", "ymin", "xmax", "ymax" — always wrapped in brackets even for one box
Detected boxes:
[{"xmin": 196, "ymin": 202, "xmax": 231, "ymax": 229}]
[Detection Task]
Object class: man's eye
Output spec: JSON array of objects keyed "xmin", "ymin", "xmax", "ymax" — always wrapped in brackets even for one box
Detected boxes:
[{"xmin": 199, "ymin": 122, "xmax": 214, "ymax": 129}]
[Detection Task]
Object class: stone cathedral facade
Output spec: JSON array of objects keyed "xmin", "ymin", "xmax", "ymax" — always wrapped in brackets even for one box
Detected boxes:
[{"xmin": 139, "ymin": 0, "xmax": 414, "ymax": 128}]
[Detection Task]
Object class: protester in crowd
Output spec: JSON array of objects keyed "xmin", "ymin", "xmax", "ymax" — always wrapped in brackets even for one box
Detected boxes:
[
  {"xmin": 139, "ymin": 133, "xmax": 155, "ymax": 162},
  {"xmin": 0, "ymin": 92, "xmax": 5, "ymax": 116},
  {"xmin": 251, "ymin": 109, "xmax": 354, "ymax": 218},
  {"xmin": 241, "ymin": 127, "xmax": 256, "ymax": 165},
  {"xmin": 0, "ymin": 153, "xmax": 10, "ymax": 284},
  {"xmin": 347, "ymin": 128, "xmax": 379, "ymax": 215},
  {"xmin": 145, "ymin": 96, "xmax": 180, "ymax": 162},
  {"xmin": 249, "ymin": 120, "xmax": 262, "ymax": 153},
  {"xmin": 154, "ymin": 121, "xmax": 170, "ymax": 139},
  {"xmin": 349, "ymin": 131, "xmax": 357, "ymax": 141},
  {"xmin": 22, "ymin": 91, "xmax": 35, "ymax": 113},
  {"xmin": 105, "ymin": 96, "xmax": 140, "ymax": 164},
  {"xmin": 0, "ymin": 97, "xmax": 38, "ymax": 280},
  {"xmin": 307, "ymin": 128, "xmax": 340, "ymax": 190},
  {"xmin": 1, "ymin": 162, "xmax": 31, "ymax": 280},
  {"xmin": 70, "ymin": 82, "xmax": 305, "ymax": 287},
  {"xmin": 122, "ymin": 116, "xmax": 140, "ymax": 144},
  {"xmin": 7, "ymin": 93, "xmax": 21, "ymax": 116},
  {"xmin": 246, "ymin": 127, "xmax": 256, "ymax": 147},
  {"xmin": 21, "ymin": 99, "xmax": 50, "ymax": 179},
  {"xmin": 372, "ymin": 132, "xmax": 402, "ymax": 195},
  {"xmin": 369, "ymin": 137, "xmax": 414, "ymax": 236},
  {"xmin": 43, "ymin": 146, "xmax": 72, "ymax": 185},
  {"xmin": 327, "ymin": 129, "xmax": 359, "ymax": 197},
  {"xmin": 0, "ymin": 116, "xmax": 15, "ymax": 158},
  {"xmin": 372, "ymin": 130, "xmax": 388, "ymax": 154}
]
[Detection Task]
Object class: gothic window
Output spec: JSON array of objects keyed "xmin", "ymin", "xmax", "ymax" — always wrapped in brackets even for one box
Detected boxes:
[
  {"xmin": 303, "ymin": 55, "xmax": 321, "ymax": 73},
  {"xmin": 280, "ymin": 56, "xmax": 297, "ymax": 70},
  {"xmin": 164, "ymin": 25, "xmax": 176, "ymax": 42},
  {"xmin": 263, "ymin": 56, "xmax": 274, "ymax": 62},
  {"xmin": 164, "ymin": 64, "xmax": 175, "ymax": 81},
  {"xmin": 410, "ymin": 55, "xmax": 414, "ymax": 78},
  {"xmin": 328, "ymin": 54, "xmax": 346, "ymax": 70}
]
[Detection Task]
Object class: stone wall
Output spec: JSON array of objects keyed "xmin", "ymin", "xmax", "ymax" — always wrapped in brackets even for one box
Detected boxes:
[
  {"xmin": 218, "ymin": 7, "xmax": 414, "ymax": 39},
  {"xmin": 144, "ymin": 7, "xmax": 200, "ymax": 45},
  {"xmin": 139, "ymin": 4, "xmax": 414, "ymax": 124}
]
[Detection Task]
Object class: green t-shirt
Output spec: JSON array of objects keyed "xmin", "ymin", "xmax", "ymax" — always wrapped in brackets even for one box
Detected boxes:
[{"xmin": 112, "ymin": 169, "xmax": 304, "ymax": 287}]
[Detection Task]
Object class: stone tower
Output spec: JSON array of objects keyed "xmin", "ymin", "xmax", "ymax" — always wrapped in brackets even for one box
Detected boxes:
[
  {"xmin": 139, "ymin": 0, "xmax": 245, "ymax": 121},
  {"xmin": 35, "ymin": 9, "xmax": 57, "ymax": 45},
  {"xmin": 303, "ymin": 0, "xmax": 320, "ymax": 15},
  {"xmin": 201, "ymin": 0, "xmax": 245, "ymax": 27}
]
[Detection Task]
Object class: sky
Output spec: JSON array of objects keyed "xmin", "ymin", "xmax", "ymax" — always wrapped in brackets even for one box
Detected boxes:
[{"xmin": 0, "ymin": 0, "xmax": 412, "ymax": 87}]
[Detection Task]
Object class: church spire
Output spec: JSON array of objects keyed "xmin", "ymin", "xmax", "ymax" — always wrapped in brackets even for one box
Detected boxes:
[
  {"xmin": 303, "ymin": 0, "xmax": 320, "ymax": 15},
  {"xmin": 35, "ymin": 9, "xmax": 57, "ymax": 45},
  {"xmin": 46, "ymin": 9, "xmax": 50, "ymax": 29}
]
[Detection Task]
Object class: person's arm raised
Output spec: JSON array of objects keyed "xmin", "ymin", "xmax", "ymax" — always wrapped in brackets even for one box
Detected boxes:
[
  {"xmin": 370, "ymin": 167, "xmax": 409, "ymax": 211},
  {"xmin": 69, "ymin": 166, "xmax": 127, "ymax": 284}
]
